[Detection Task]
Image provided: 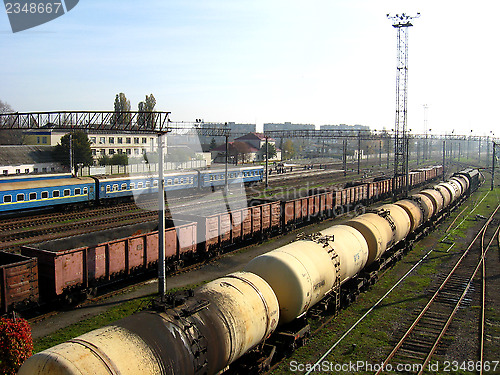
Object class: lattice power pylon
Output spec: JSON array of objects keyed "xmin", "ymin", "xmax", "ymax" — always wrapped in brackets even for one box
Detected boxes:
[{"xmin": 387, "ymin": 12, "xmax": 420, "ymax": 197}]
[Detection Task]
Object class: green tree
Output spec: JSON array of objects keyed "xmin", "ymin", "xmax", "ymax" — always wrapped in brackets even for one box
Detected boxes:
[
  {"xmin": 98, "ymin": 155, "xmax": 111, "ymax": 166},
  {"xmin": 209, "ymin": 137, "xmax": 217, "ymax": 150},
  {"xmin": 110, "ymin": 153, "xmax": 128, "ymax": 166},
  {"xmin": 0, "ymin": 100, "xmax": 24, "ymax": 145},
  {"xmin": 112, "ymin": 93, "xmax": 131, "ymax": 125},
  {"xmin": 137, "ymin": 94, "xmax": 156, "ymax": 128},
  {"xmin": 260, "ymin": 143, "xmax": 277, "ymax": 160},
  {"xmin": 53, "ymin": 131, "xmax": 93, "ymax": 173},
  {"xmin": 282, "ymin": 139, "xmax": 295, "ymax": 160}
]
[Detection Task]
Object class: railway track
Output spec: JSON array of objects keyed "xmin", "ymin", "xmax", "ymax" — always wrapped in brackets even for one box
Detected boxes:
[{"xmin": 374, "ymin": 203, "xmax": 500, "ymax": 375}]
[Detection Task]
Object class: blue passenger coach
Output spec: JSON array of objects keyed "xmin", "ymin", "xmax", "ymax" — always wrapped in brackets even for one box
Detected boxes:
[{"xmin": 0, "ymin": 177, "xmax": 96, "ymax": 213}]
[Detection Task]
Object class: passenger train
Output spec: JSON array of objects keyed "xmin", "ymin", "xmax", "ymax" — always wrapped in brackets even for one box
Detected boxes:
[
  {"xmin": 0, "ymin": 166, "xmax": 264, "ymax": 215},
  {"xmin": 18, "ymin": 168, "xmax": 482, "ymax": 375}
]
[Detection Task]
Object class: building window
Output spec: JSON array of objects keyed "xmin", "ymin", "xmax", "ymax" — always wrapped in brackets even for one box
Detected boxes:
[
  {"xmin": 117, "ymin": 149, "xmax": 123, "ymax": 154},
  {"xmin": 17, "ymin": 194, "xmax": 25, "ymax": 201},
  {"xmin": 16, "ymin": 169, "xmax": 20, "ymax": 174},
  {"xmin": 33, "ymin": 168, "xmax": 38, "ymax": 173},
  {"xmin": 37, "ymin": 136, "xmax": 40, "ymax": 144},
  {"xmin": 126, "ymin": 149, "xmax": 131, "ymax": 155},
  {"xmin": 134, "ymin": 137, "xmax": 139, "ymax": 144},
  {"xmin": 141, "ymin": 148, "xmax": 146, "ymax": 154},
  {"xmin": 92, "ymin": 149, "xmax": 97, "ymax": 156},
  {"xmin": 100, "ymin": 137, "xmax": 106, "ymax": 144},
  {"xmin": 109, "ymin": 149, "xmax": 115, "ymax": 155},
  {"xmin": 117, "ymin": 137, "xmax": 123, "ymax": 144},
  {"xmin": 64, "ymin": 189, "xmax": 71, "ymax": 196},
  {"xmin": 100, "ymin": 149, "xmax": 105, "ymax": 156},
  {"xmin": 29, "ymin": 192, "xmax": 37, "ymax": 200},
  {"xmin": 3, "ymin": 195, "xmax": 12, "ymax": 203},
  {"xmin": 42, "ymin": 167, "xmax": 47, "ymax": 172},
  {"xmin": 2, "ymin": 170, "xmax": 7, "ymax": 175},
  {"xmin": 134, "ymin": 149, "xmax": 139, "ymax": 155},
  {"xmin": 41, "ymin": 191, "xmax": 48, "ymax": 199},
  {"xmin": 109, "ymin": 137, "xmax": 114, "ymax": 144},
  {"xmin": 42, "ymin": 137, "xmax": 47, "ymax": 144},
  {"xmin": 53, "ymin": 190, "xmax": 60, "ymax": 198},
  {"xmin": 25, "ymin": 169, "xmax": 29, "ymax": 174},
  {"xmin": 126, "ymin": 137, "xmax": 131, "ymax": 144},
  {"xmin": 142, "ymin": 137, "xmax": 147, "ymax": 144},
  {"xmin": 90, "ymin": 137, "xmax": 96, "ymax": 144}
]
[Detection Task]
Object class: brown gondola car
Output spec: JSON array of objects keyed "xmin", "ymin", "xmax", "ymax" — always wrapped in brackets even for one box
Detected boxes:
[
  {"xmin": 176, "ymin": 201, "xmax": 282, "ymax": 254},
  {"xmin": 20, "ymin": 220, "xmax": 196, "ymax": 301},
  {"xmin": 0, "ymin": 251, "xmax": 38, "ymax": 313}
]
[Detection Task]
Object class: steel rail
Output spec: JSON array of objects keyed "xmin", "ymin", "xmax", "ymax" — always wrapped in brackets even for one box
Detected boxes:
[
  {"xmin": 417, "ymin": 223, "xmax": 500, "ymax": 375},
  {"xmin": 375, "ymin": 203, "xmax": 500, "ymax": 375}
]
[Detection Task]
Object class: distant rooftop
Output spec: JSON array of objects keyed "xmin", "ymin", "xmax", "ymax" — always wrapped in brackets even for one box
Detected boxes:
[{"xmin": 0, "ymin": 145, "xmax": 56, "ymax": 165}]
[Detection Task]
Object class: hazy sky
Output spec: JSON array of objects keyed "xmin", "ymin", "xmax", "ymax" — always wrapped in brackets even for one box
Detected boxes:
[{"xmin": 1, "ymin": 1, "xmax": 499, "ymax": 135}]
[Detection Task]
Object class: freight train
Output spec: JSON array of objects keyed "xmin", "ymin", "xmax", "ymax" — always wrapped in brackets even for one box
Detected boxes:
[
  {"xmin": 0, "ymin": 166, "xmax": 264, "ymax": 215},
  {"xmin": 0, "ymin": 166, "xmax": 447, "ymax": 313},
  {"xmin": 17, "ymin": 168, "xmax": 482, "ymax": 374}
]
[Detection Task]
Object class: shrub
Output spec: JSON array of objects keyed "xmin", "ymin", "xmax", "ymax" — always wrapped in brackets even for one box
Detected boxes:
[{"xmin": 0, "ymin": 316, "xmax": 33, "ymax": 374}]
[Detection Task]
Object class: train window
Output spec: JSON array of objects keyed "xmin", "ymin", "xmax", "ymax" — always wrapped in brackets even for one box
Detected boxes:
[
  {"xmin": 138, "ymin": 182, "xmax": 143, "ymax": 189},
  {"xmin": 17, "ymin": 194, "xmax": 25, "ymax": 201},
  {"xmin": 210, "ymin": 176, "xmax": 214, "ymax": 181},
  {"xmin": 41, "ymin": 191, "xmax": 48, "ymax": 199},
  {"xmin": 3, "ymin": 195, "xmax": 12, "ymax": 203},
  {"xmin": 64, "ymin": 189, "xmax": 71, "ymax": 196},
  {"xmin": 121, "ymin": 183, "xmax": 127, "ymax": 190},
  {"xmin": 146, "ymin": 181, "xmax": 151, "ymax": 188},
  {"xmin": 83, "ymin": 187, "xmax": 88, "ymax": 195},
  {"xmin": 75, "ymin": 188, "xmax": 81, "ymax": 195},
  {"xmin": 167, "ymin": 179, "xmax": 172, "ymax": 186},
  {"xmin": 130, "ymin": 183, "xmax": 135, "ymax": 189},
  {"xmin": 190, "ymin": 177, "xmax": 194, "ymax": 183},
  {"xmin": 53, "ymin": 190, "xmax": 60, "ymax": 198},
  {"xmin": 174, "ymin": 178, "xmax": 179, "ymax": 184},
  {"xmin": 29, "ymin": 192, "xmax": 37, "ymax": 200},
  {"xmin": 112, "ymin": 185, "xmax": 118, "ymax": 191},
  {"xmin": 153, "ymin": 180, "xmax": 158, "ymax": 187},
  {"xmin": 179, "ymin": 178, "xmax": 184, "ymax": 184},
  {"xmin": 106, "ymin": 185, "xmax": 111, "ymax": 192}
]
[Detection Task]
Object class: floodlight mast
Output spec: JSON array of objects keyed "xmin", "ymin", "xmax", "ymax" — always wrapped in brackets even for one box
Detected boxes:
[{"xmin": 387, "ymin": 12, "xmax": 420, "ymax": 199}]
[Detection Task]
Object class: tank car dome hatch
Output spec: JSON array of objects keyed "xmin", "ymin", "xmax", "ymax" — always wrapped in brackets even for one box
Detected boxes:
[
  {"xmin": 433, "ymin": 184, "xmax": 452, "ymax": 208},
  {"xmin": 411, "ymin": 193, "xmax": 434, "ymax": 222},
  {"xmin": 377, "ymin": 204, "xmax": 411, "ymax": 244},
  {"xmin": 419, "ymin": 189, "xmax": 444, "ymax": 215},
  {"xmin": 394, "ymin": 199, "xmax": 423, "ymax": 232},
  {"xmin": 344, "ymin": 212, "xmax": 394, "ymax": 265},
  {"xmin": 244, "ymin": 240, "xmax": 338, "ymax": 324},
  {"xmin": 319, "ymin": 225, "xmax": 369, "ymax": 284}
]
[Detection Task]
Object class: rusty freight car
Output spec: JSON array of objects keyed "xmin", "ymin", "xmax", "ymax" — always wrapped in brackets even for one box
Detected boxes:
[
  {"xmin": 0, "ymin": 251, "xmax": 38, "ymax": 313},
  {"xmin": 21, "ymin": 220, "xmax": 196, "ymax": 302}
]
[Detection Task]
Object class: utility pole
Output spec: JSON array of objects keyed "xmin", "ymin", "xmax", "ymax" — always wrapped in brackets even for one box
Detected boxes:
[
  {"xmin": 491, "ymin": 141, "xmax": 496, "ymax": 191},
  {"xmin": 342, "ymin": 138, "xmax": 347, "ymax": 177},
  {"xmin": 387, "ymin": 13, "xmax": 420, "ymax": 198},
  {"xmin": 265, "ymin": 136, "xmax": 269, "ymax": 188},
  {"xmin": 69, "ymin": 133, "xmax": 73, "ymax": 176},
  {"xmin": 357, "ymin": 131, "xmax": 361, "ymax": 174},
  {"xmin": 157, "ymin": 131, "xmax": 167, "ymax": 301}
]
